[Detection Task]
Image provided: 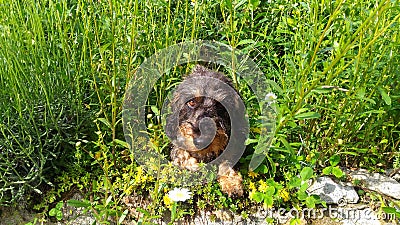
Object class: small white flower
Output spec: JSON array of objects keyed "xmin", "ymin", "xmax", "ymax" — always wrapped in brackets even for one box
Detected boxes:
[
  {"xmin": 265, "ymin": 92, "xmax": 277, "ymax": 101},
  {"xmin": 168, "ymin": 188, "xmax": 192, "ymax": 202}
]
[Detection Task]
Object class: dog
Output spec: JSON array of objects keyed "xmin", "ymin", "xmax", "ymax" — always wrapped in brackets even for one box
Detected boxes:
[{"xmin": 165, "ymin": 65, "xmax": 246, "ymax": 197}]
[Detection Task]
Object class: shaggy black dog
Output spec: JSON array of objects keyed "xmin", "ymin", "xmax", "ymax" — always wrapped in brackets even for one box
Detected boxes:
[{"xmin": 166, "ymin": 65, "xmax": 247, "ymax": 197}]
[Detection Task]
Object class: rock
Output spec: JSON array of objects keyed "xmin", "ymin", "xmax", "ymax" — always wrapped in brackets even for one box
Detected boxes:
[
  {"xmin": 386, "ymin": 169, "xmax": 400, "ymax": 182},
  {"xmin": 307, "ymin": 176, "xmax": 359, "ymax": 204},
  {"xmin": 348, "ymin": 169, "xmax": 400, "ymax": 199},
  {"xmin": 59, "ymin": 193, "xmax": 96, "ymax": 225}
]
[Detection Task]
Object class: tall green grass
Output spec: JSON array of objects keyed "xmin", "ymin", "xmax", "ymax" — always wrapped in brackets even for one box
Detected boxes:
[
  {"xmin": 0, "ymin": 0, "xmax": 86, "ymax": 204},
  {"xmin": 0, "ymin": 0, "xmax": 399, "ymax": 216}
]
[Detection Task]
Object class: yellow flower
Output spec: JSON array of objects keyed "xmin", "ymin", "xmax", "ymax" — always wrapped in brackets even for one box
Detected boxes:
[
  {"xmin": 135, "ymin": 166, "xmax": 143, "ymax": 184},
  {"xmin": 258, "ymin": 180, "xmax": 269, "ymax": 193},
  {"xmin": 141, "ymin": 175, "xmax": 148, "ymax": 183},
  {"xmin": 248, "ymin": 171, "xmax": 259, "ymax": 179},
  {"xmin": 163, "ymin": 194, "xmax": 172, "ymax": 209},
  {"xmin": 279, "ymin": 189, "xmax": 290, "ymax": 202},
  {"xmin": 248, "ymin": 181, "xmax": 257, "ymax": 191}
]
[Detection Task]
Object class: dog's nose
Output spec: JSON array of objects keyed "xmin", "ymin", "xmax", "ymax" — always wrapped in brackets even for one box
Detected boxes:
[{"xmin": 192, "ymin": 117, "xmax": 216, "ymax": 149}]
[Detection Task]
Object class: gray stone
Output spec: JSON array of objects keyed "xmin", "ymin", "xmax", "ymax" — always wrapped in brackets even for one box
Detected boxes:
[
  {"xmin": 386, "ymin": 168, "xmax": 400, "ymax": 183},
  {"xmin": 348, "ymin": 169, "xmax": 400, "ymax": 200},
  {"xmin": 58, "ymin": 193, "xmax": 96, "ymax": 225},
  {"xmin": 307, "ymin": 176, "xmax": 359, "ymax": 204}
]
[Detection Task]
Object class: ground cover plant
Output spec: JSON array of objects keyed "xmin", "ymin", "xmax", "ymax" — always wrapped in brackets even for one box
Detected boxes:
[{"xmin": 0, "ymin": 0, "xmax": 399, "ymax": 224}]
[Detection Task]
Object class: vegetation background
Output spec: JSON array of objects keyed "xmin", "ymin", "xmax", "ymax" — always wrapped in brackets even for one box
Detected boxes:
[{"xmin": 0, "ymin": 0, "xmax": 399, "ymax": 224}]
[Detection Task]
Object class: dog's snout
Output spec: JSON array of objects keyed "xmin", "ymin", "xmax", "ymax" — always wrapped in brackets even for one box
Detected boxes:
[
  {"xmin": 195, "ymin": 117, "xmax": 217, "ymax": 149},
  {"xmin": 189, "ymin": 122, "xmax": 201, "ymax": 137}
]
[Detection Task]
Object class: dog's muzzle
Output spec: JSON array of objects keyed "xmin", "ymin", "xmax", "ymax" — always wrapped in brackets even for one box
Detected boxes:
[{"xmin": 192, "ymin": 117, "xmax": 216, "ymax": 149}]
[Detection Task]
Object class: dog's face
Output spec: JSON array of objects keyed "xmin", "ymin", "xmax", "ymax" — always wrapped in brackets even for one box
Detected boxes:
[
  {"xmin": 176, "ymin": 96, "xmax": 230, "ymax": 152},
  {"xmin": 166, "ymin": 65, "xmax": 241, "ymax": 156}
]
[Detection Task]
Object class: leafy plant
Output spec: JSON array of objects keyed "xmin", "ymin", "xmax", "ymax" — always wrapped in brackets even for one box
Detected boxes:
[
  {"xmin": 49, "ymin": 202, "xmax": 64, "ymax": 221},
  {"xmin": 322, "ymin": 155, "xmax": 345, "ymax": 178}
]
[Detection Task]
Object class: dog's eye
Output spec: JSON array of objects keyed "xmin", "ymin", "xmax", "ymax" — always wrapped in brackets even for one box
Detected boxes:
[{"xmin": 186, "ymin": 99, "xmax": 197, "ymax": 108}]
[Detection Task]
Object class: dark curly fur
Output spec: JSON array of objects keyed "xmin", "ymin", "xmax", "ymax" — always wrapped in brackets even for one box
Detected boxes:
[{"xmin": 166, "ymin": 65, "xmax": 246, "ymax": 197}]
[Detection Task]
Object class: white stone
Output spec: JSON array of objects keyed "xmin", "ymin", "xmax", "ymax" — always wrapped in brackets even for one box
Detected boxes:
[
  {"xmin": 348, "ymin": 169, "xmax": 400, "ymax": 200},
  {"xmin": 307, "ymin": 176, "xmax": 359, "ymax": 204}
]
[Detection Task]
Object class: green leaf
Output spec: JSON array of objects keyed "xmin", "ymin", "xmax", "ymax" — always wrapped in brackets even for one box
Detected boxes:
[
  {"xmin": 329, "ymin": 155, "xmax": 340, "ymax": 167},
  {"xmin": 136, "ymin": 207, "xmax": 151, "ymax": 216},
  {"xmin": 332, "ymin": 167, "xmax": 344, "ymax": 178},
  {"xmin": 322, "ymin": 167, "xmax": 332, "ymax": 175},
  {"xmin": 265, "ymin": 79, "xmax": 284, "ymax": 95},
  {"xmin": 67, "ymin": 199, "xmax": 91, "ymax": 208},
  {"xmin": 251, "ymin": 192, "xmax": 264, "ymax": 203},
  {"xmin": 114, "ymin": 138, "xmax": 129, "ymax": 148},
  {"xmin": 305, "ymin": 196, "xmax": 316, "ymax": 208},
  {"xmin": 382, "ymin": 207, "xmax": 397, "ymax": 214},
  {"xmin": 279, "ymin": 136, "xmax": 294, "ymax": 155},
  {"xmin": 300, "ymin": 167, "xmax": 313, "ymax": 180},
  {"xmin": 297, "ymin": 191, "xmax": 308, "ymax": 201},
  {"xmin": 56, "ymin": 211, "xmax": 63, "ymax": 221},
  {"xmin": 49, "ymin": 208, "xmax": 57, "ymax": 217},
  {"xmin": 234, "ymin": 0, "xmax": 246, "ymax": 10},
  {"xmin": 311, "ymin": 88, "xmax": 333, "ymax": 94},
  {"xmin": 55, "ymin": 201, "xmax": 63, "ymax": 210},
  {"xmin": 150, "ymin": 105, "xmax": 160, "ymax": 115},
  {"xmin": 249, "ymin": 0, "xmax": 260, "ymax": 9},
  {"xmin": 288, "ymin": 177, "xmax": 302, "ymax": 188},
  {"xmin": 225, "ymin": 0, "xmax": 232, "ymax": 10},
  {"xmin": 380, "ymin": 139, "xmax": 388, "ymax": 144},
  {"xmin": 265, "ymin": 186, "xmax": 276, "ymax": 196},
  {"xmin": 356, "ymin": 88, "xmax": 366, "ymax": 98},
  {"xmin": 359, "ymin": 97, "xmax": 376, "ymax": 105},
  {"xmin": 294, "ymin": 111, "xmax": 321, "ymax": 120},
  {"xmin": 254, "ymin": 164, "xmax": 268, "ymax": 174},
  {"xmin": 378, "ymin": 86, "xmax": 391, "ymax": 105},
  {"xmin": 299, "ymin": 182, "xmax": 309, "ymax": 193},
  {"xmin": 96, "ymin": 118, "xmax": 111, "ymax": 129},
  {"xmin": 236, "ymin": 39, "xmax": 255, "ymax": 47},
  {"xmin": 263, "ymin": 195, "xmax": 274, "ymax": 207},
  {"xmin": 382, "ymin": 207, "xmax": 400, "ymax": 218}
]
